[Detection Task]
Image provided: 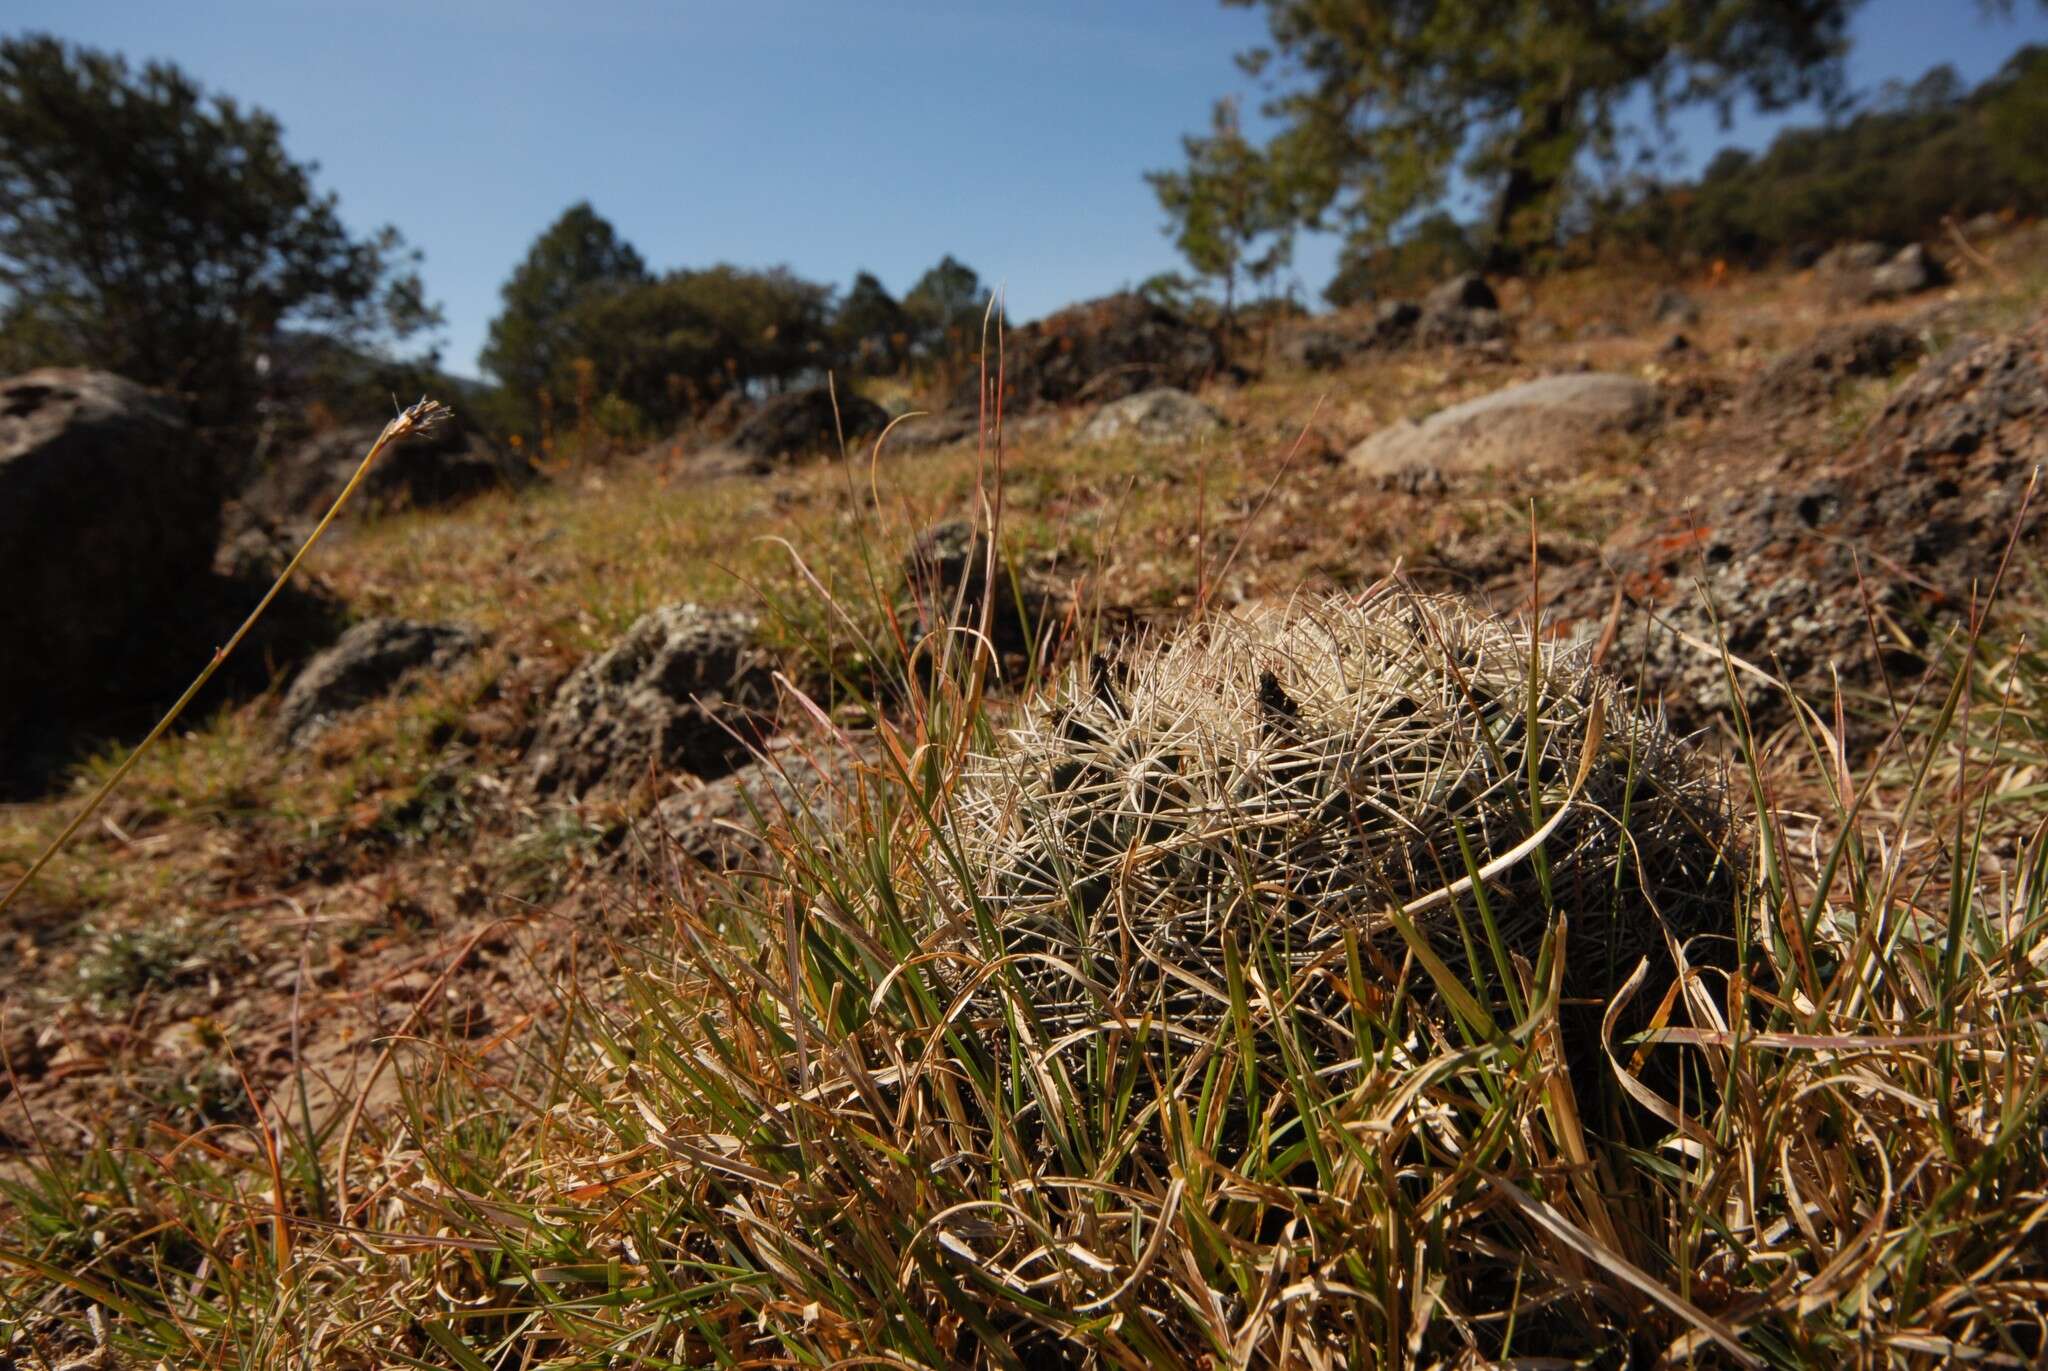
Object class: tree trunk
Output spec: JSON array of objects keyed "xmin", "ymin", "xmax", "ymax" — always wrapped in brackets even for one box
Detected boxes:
[{"xmin": 1485, "ymin": 96, "xmax": 1574, "ymax": 273}]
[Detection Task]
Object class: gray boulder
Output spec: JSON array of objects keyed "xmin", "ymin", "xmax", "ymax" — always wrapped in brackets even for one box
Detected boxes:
[
  {"xmin": 1347, "ymin": 373, "xmax": 1660, "ymax": 484},
  {"xmin": 1652, "ymin": 290, "xmax": 1701, "ymax": 326},
  {"xmin": 276, "ymin": 618, "xmax": 483, "ymax": 746},
  {"xmin": 527, "ymin": 604, "xmax": 779, "ymax": 797},
  {"xmin": 1073, "ymin": 388, "xmax": 1223, "ymax": 446},
  {"xmin": 1864, "ymin": 243, "xmax": 1943, "ymax": 302},
  {"xmin": 0, "ymin": 369, "xmax": 216, "ymax": 724},
  {"xmin": 1816, "ymin": 241, "xmax": 1891, "ymax": 276}
]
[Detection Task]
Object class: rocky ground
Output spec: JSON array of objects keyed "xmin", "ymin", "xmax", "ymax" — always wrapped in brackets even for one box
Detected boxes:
[{"xmin": 4, "ymin": 223, "xmax": 2046, "ymax": 1191}]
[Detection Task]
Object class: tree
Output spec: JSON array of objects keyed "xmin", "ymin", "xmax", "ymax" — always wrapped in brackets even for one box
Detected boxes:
[
  {"xmin": 0, "ymin": 34, "xmax": 437, "ymax": 424},
  {"xmin": 835, "ymin": 271, "xmax": 909, "ymax": 375},
  {"xmin": 1216, "ymin": 0, "xmax": 1864, "ymax": 270},
  {"xmin": 481, "ymin": 203, "xmax": 647, "ymax": 427},
  {"xmin": 903, "ymin": 255, "xmax": 986, "ymax": 365},
  {"xmin": 1323, "ymin": 211, "xmax": 1477, "ymax": 307},
  {"xmin": 1145, "ymin": 98, "xmax": 1294, "ymax": 331}
]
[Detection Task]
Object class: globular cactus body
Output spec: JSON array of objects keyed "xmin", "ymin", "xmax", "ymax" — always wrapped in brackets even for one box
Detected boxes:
[{"xmin": 948, "ymin": 587, "xmax": 1736, "ymax": 1068}]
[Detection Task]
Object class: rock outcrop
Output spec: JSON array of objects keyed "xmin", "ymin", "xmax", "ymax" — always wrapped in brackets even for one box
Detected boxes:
[
  {"xmin": 1558, "ymin": 305, "xmax": 2048, "ymax": 734},
  {"xmin": 527, "ymin": 604, "xmax": 779, "ymax": 797},
  {"xmin": 903, "ymin": 519, "xmax": 1062, "ymax": 665},
  {"xmin": 1738, "ymin": 322, "xmax": 1925, "ymax": 417},
  {"xmin": 722, "ymin": 386, "xmax": 889, "ymax": 465},
  {"xmin": 276, "ymin": 618, "xmax": 483, "ymax": 746},
  {"xmin": 244, "ymin": 415, "xmax": 518, "ymax": 524},
  {"xmin": 973, "ymin": 294, "xmax": 1224, "ymax": 412},
  {"xmin": 0, "ymin": 370, "xmax": 218, "ymax": 772},
  {"xmin": 1072, "ymin": 388, "xmax": 1222, "ymax": 446}
]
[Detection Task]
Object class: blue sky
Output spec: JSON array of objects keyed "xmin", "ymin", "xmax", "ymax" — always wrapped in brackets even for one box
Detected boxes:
[{"xmin": 12, "ymin": 1, "xmax": 2048, "ymax": 375}]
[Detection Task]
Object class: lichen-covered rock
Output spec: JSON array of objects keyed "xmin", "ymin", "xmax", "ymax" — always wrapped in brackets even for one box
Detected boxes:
[
  {"xmin": 651, "ymin": 742, "xmax": 867, "ymax": 870},
  {"xmin": 527, "ymin": 605, "xmax": 779, "ymax": 796},
  {"xmin": 1072, "ymin": 388, "xmax": 1222, "ymax": 446},
  {"xmin": 1738, "ymin": 322, "xmax": 1924, "ymax": 417},
  {"xmin": 1559, "ymin": 304, "xmax": 2048, "ymax": 735},
  {"xmin": 276, "ymin": 618, "xmax": 482, "ymax": 746},
  {"xmin": 1815, "ymin": 241, "xmax": 1890, "ymax": 276},
  {"xmin": 1348, "ymin": 373, "xmax": 1659, "ymax": 483},
  {"xmin": 1862, "ymin": 244, "xmax": 1943, "ymax": 303}
]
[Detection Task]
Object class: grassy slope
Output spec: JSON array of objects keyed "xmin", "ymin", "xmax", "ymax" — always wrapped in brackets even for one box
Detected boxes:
[{"xmin": 5, "ymin": 236, "xmax": 2048, "ymax": 1364}]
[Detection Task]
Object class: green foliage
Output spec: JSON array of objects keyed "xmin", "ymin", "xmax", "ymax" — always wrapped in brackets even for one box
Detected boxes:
[
  {"xmin": 478, "ymin": 201, "xmax": 648, "ymax": 430},
  {"xmin": 903, "ymin": 253, "xmax": 986, "ymax": 368},
  {"xmin": 1595, "ymin": 47, "xmax": 2048, "ymax": 265},
  {"xmin": 0, "ymin": 34, "xmax": 437, "ymax": 425},
  {"xmin": 481, "ymin": 199, "xmax": 840, "ymax": 443},
  {"xmin": 1214, "ymin": 0, "xmax": 1860, "ymax": 270},
  {"xmin": 835, "ymin": 269, "xmax": 910, "ymax": 375},
  {"xmin": 1324, "ymin": 209, "xmax": 1480, "ymax": 306},
  {"xmin": 1145, "ymin": 97, "xmax": 1294, "ymax": 326}
]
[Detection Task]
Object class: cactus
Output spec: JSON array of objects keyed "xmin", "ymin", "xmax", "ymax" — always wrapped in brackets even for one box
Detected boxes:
[{"xmin": 947, "ymin": 585, "xmax": 1738, "ymax": 1074}]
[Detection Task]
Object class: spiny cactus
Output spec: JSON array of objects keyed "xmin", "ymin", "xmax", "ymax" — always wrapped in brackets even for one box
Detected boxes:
[{"xmin": 947, "ymin": 585, "xmax": 1738, "ymax": 1069}]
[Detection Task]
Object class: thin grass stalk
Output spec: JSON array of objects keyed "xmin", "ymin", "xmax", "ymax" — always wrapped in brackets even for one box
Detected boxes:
[{"xmin": 0, "ymin": 397, "xmax": 452, "ymax": 914}]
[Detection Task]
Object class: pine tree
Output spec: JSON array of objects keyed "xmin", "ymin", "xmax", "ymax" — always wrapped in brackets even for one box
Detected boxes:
[{"xmin": 1213, "ymin": 0, "xmax": 1863, "ymax": 270}]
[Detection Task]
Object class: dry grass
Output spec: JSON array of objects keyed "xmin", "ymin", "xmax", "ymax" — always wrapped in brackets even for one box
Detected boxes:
[{"xmin": 8, "ymin": 249, "xmax": 2048, "ymax": 1365}]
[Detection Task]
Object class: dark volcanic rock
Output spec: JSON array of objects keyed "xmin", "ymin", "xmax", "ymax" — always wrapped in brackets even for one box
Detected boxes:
[
  {"xmin": 1738, "ymin": 322, "xmax": 1925, "ymax": 417},
  {"xmin": 1425, "ymin": 273, "xmax": 1499, "ymax": 313},
  {"xmin": 527, "ymin": 604, "xmax": 779, "ymax": 797},
  {"xmin": 723, "ymin": 386, "xmax": 889, "ymax": 464},
  {"xmin": 883, "ymin": 408, "xmax": 981, "ymax": 454},
  {"xmin": 904, "ymin": 519, "xmax": 1062, "ymax": 665},
  {"xmin": 245, "ymin": 414, "xmax": 519, "ymax": 525},
  {"xmin": 1558, "ymin": 304, "xmax": 2048, "ymax": 735},
  {"xmin": 1278, "ymin": 301, "xmax": 1423, "ymax": 370},
  {"xmin": 0, "ymin": 370, "xmax": 220, "ymax": 775},
  {"xmin": 276, "ymin": 618, "xmax": 483, "ymax": 746},
  {"xmin": 650, "ymin": 742, "xmax": 868, "ymax": 870},
  {"xmin": 970, "ymin": 294, "xmax": 1224, "ymax": 413}
]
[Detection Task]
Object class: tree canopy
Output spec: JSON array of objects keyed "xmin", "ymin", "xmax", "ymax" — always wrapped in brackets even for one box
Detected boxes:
[
  {"xmin": 0, "ymin": 34, "xmax": 437, "ymax": 424},
  {"xmin": 903, "ymin": 255, "xmax": 987, "ymax": 365},
  {"xmin": 480, "ymin": 202, "xmax": 649, "ymax": 426},
  {"xmin": 1212, "ymin": 0, "xmax": 1864, "ymax": 271},
  {"xmin": 1146, "ymin": 97, "xmax": 1295, "ymax": 329}
]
